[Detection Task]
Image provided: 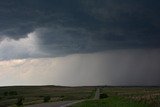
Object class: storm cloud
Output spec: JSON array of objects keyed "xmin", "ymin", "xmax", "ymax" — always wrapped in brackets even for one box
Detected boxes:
[{"xmin": 0, "ymin": 0, "xmax": 160, "ymax": 60}]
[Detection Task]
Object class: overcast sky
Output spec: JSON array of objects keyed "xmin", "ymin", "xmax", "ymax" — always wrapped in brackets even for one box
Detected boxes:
[{"xmin": 0, "ymin": 0, "xmax": 160, "ymax": 86}]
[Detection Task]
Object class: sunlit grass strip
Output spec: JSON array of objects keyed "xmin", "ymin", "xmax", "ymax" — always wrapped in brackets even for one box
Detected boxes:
[{"xmin": 70, "ymin": 96, "xmax": 149, "ymax": 107}]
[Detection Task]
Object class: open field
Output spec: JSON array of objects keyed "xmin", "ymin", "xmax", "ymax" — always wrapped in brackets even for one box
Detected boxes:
[
  {"xmin": 0, "ymin": 86, "xmax": 160, "ymax": 107},
  {"xmin": 71, "ymin": 87, "xmax": 160, "ymax": 107},
  {"xmin": 0, "ymin": 86, "xmax": 95, "ymax": 107}
]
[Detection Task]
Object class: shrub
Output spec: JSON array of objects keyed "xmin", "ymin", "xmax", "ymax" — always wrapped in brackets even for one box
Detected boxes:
[
  {"xmin": 100, "ymin": 93, "xmax": 108, "ymax": 99},
  {"xmin": 4, "ymin": 92, "xmax": 8, "ymax": 96},
  {"xmin": 16, "ymin": 96, "xmax": 25, "ymax": 106},
  {"xmin": 43, "ymin": 96, "xmax": 51, "ymax": 102}
]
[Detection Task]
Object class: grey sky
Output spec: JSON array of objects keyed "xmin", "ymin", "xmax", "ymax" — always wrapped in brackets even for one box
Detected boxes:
[{"xmin": 0, "ymin": 49, "xmax": 160, "ymax": 86}]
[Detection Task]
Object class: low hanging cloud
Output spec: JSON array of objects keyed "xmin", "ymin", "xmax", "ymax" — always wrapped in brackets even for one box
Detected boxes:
[
  {"xmin": 0, "ymin": 48, "xmax": 160, "ymax": 86},
  {"xmin": 1, "ymin": 24, "xmax": 160, "ymax": 60}
]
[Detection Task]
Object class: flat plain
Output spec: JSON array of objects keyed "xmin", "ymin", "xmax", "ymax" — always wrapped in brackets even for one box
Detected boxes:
[{"xmin": 0, "ymin": 86, "xmax": 160, "ymax": 107}]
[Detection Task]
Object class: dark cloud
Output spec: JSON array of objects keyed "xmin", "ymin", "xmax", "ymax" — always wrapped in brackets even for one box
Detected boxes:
[{"xmin": 0, "ymin": 0, "xmax": 160, "ymax": 58}]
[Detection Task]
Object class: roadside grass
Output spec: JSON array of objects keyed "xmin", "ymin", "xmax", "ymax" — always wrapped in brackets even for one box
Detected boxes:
[
  {"xmin": 102, "ymin": 87, "xmax": 160, "ymax": 107},
  {"xmin": 70, "ymin": 96, "xmax": 149, "ymax": 107}
]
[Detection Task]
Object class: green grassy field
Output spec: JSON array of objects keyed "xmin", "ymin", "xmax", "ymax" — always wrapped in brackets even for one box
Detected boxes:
[
  {"xmin": 70, "ymin": 97, "xmax": 148, "ymax": 107},
  {"xmin": 71, "ymin": 87, "xmax": 160, "ymax": 107},
  {"xmin": 0, "ymin": 86, "xmax": 95, "ymax": 107}
]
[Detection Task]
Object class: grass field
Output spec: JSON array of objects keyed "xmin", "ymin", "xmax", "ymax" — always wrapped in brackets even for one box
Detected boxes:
[
  {"xmin": 70, "ymin": 97, "xmax": 148, "ymax": 107},
  {"xmin": 0, "ymin": 86, "xmax": 95, "ymax": 107},
  {"xmin": 0, "ymin": 86, "xmax": 160, "ymax": 107},
  {"xmin": 71, "ymin": 87, "xmax": 160, "ymax": 107}
]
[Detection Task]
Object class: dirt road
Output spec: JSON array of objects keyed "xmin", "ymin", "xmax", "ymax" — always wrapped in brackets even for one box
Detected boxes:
[
  {"xmin": 94, "ymin": 88, "xmax": 100, "ymax": 100},
  {"xmin": 25, "ymin": 100, "xmax": 86, "ymax": 107},
  {"xmin": 25, "ymin": 101, "xmax": 80, "ymax": 107}
]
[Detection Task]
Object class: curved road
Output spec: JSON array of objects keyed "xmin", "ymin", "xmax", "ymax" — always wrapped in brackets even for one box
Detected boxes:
[
  {"xmin": 25, "ymin": 88, "xmax": 100, "ymax": 107},
  {"xmin": 26, "ymin": 100, "xmax": 84, "ymax": 107},
  {"xmin": 94, "ymin": 88, "xmax": 100, "ymax": 100}
]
